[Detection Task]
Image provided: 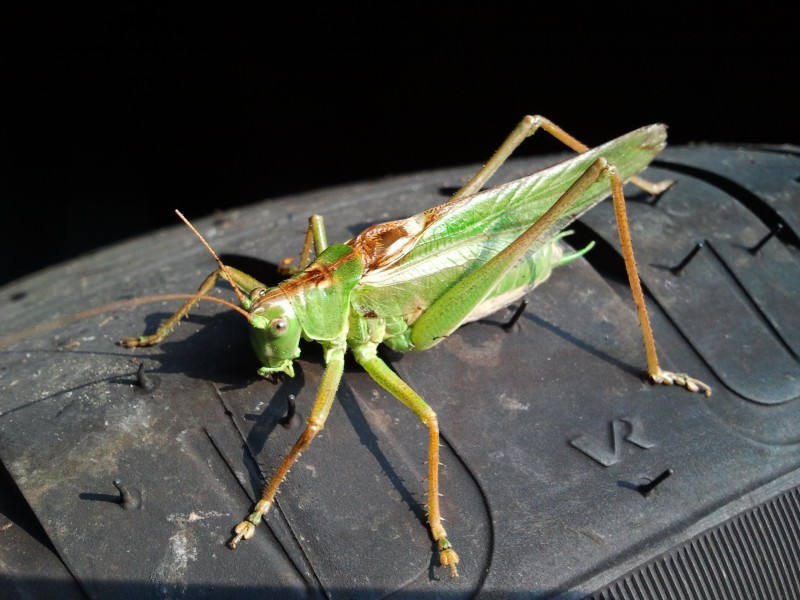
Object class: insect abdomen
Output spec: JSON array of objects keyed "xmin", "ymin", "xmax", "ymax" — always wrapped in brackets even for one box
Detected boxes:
[{"xmin": 460, "ymin": 239, "xmax": 565, "ymax": 325}]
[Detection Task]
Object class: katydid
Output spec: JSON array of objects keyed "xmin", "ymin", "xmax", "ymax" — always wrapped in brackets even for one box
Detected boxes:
[{"xmin": 120, "ymin": 115, "xmax": 711, "ymax": 578}]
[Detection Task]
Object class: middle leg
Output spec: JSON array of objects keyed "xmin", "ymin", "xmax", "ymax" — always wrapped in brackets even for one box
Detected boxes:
[{"xmin": 353, "ymin": 343, "xmax": 460, "ymax": 577}]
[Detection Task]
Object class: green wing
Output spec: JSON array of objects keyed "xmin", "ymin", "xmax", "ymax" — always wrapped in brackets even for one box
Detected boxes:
[{"xmin": 351, "ymin": 124, "xmax": 666, "ymax": 323}]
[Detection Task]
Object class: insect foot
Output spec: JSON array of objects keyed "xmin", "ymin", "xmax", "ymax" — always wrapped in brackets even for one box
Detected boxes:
[
  {"xmin": 228, "ymin": 499, "xmax": 271, "ymax": 549},
  {"xmin": 229, "ymin": 520, "xmax": 255, "ymax": 549},
  {"xmin": 430, "ymin": 519, "xmax": 459, "ymax": 577},
  {"xmin": 649, "ymin": 369, "xmax": 711, "ymax": 397},
  {"xmin": 439, "ymin": 540, "xmax": 460, "ymax": 578},
  {"xmin": 277, "ymin": 256, "xmax": 300, "ymax": 276},
  {"xmin": 119, "ymin": 335, "xmax": 158, "ymax": 348}
]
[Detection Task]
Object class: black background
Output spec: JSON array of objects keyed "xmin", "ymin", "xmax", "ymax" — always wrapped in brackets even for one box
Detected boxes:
[{"xmin": 3, "ymin": 5, "xmax": 798, "ymax": 286}]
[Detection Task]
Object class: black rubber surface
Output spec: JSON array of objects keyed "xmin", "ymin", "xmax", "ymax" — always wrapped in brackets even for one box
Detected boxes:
[{"xmin": 0, "ymin": 144, "xmax": 798, "ymax": 599}]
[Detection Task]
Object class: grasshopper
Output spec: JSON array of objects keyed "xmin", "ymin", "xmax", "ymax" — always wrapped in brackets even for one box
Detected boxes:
[{"xmin": 121, "ymin": 115, "xmax": 711, "ymax": 577}]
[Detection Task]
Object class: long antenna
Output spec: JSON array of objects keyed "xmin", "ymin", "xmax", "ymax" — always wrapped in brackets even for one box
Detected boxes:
[
  {"xmin": 175, "ymin": 210, "xmax": 248, "ymax": 307},
  {"xmin": 0, "ymin": 293, "xmax": 251, "ymax": 350}
]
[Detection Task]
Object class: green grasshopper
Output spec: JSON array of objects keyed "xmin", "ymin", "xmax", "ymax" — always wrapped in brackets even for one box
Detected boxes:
[{"xmin": 121, "ymin": 115, "xmax": 711, "ymax": 577}]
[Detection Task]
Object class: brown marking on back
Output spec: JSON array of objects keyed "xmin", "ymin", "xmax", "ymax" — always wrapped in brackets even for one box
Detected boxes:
[
  {"xmin": 250, "ymin": 285, "xmax": 292, "ymax": 311},
  {"xmin": 270, "ymin": 249, "xmax": 365, "ymax": 300},
  {"xmin": 347, "ymin": 190, "xmax": 473, "ymax": 274},
  {"xmin": 250, "ymin": 261, "xmax": 336, "ymax": 311},
  {"xmin": 276, "ymin": 264, "xmax": 327, "ymax": 297},
  {"xmin": 349, "ymin": 214, "xmax": 430, "ymax": 271}
]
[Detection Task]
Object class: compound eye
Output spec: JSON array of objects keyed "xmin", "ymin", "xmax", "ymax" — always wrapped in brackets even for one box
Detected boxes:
[
  {"xmin": 269, "ymin": 317, "xmax": 289, "ymax": 337},
  {"xmin": 249, "ymin": 287, "xmax": 267, "ymax": 301}
]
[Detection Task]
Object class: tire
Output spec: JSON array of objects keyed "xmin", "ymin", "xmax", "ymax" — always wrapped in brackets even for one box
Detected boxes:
[{"xmin": 1, "ymin": 144, "xmax": 798, "ymax": 599}]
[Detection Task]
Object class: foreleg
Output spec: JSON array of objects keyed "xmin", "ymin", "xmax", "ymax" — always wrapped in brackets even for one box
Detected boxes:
[{"xmin": 229, "ymin": 344, "xmax": 345, "ymax": 547}]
